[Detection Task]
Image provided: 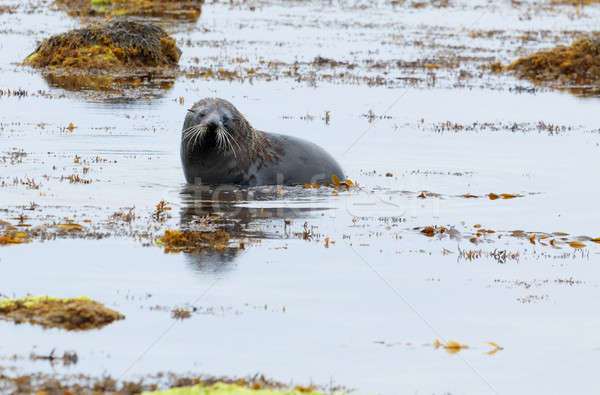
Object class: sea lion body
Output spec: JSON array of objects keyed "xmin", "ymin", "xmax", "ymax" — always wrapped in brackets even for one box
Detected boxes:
[{"xmin": 180, "ymin": 98, "xmax": 345, "ymax": 186}]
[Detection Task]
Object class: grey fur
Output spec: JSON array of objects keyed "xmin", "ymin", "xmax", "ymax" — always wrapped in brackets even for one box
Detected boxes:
[{"xmin": 180, "ymin": 98, "xmax": 345, "ymax": 186}]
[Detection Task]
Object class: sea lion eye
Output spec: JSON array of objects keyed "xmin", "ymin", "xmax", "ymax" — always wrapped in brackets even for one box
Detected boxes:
[
  {"xmin": 223, "ymin": 116, "xmax": 233, "ymax": 128},
  {"xmin": 187, "ymin": 108, "xmax": 207, "ymax": 118}
]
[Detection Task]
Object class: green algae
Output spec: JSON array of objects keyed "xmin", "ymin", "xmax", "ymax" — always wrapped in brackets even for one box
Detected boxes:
[
  {"xmin": 91, "ymin": 0, "xmax": 110, "ymax": 12},
  {"xmin": 143, "ymin": 382, "xmax": 335, "ymax": 395}
]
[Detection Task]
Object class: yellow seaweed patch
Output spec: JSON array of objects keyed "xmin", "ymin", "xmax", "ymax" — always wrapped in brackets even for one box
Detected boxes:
[
  {"xmin": 158, "ymin": 229, "xmax": 230, "ymax": 253},
  {"xmin": 434, "ymin": 339, "xmax": 468, "ymax": 354},
  {"xmin": 486, "ymin": 342, "xmax": 504, "ymax": 355},
  {"xmin": 486, "ymin": 341, "xmax": 504, "ymax": 355},
  {"xmin": 331, "ymin": 174, "xmax": 341, "ymax": 186},
  {"xmin": 55, "ymin": 223, "xmax": 84, "ymax": 231},
  {"xmin": 302, "ymin": 183, "xmax": 322, "ymax": 189},
  {"xmin": 24, "ymin": 21, "xmax": 180, "ymax": 91},
  {"xmin": 153, "ymin": 200, "xmax": 172, "ymax": 222},
  {"xmin": 461, "ymin": 193, "xmax": 520, "ymax": 199},
  {"xmin": 56, "ymin": 0, "xmax": 204, "ymax": 20},
  {"xmin": 0, "ymin": 231, "xmax": 30, "ymax": 245},
  {"xmin": 25, "ymin": 21, "xmax": 180, "ymax": 70},
  {"xmin": 171, "ymin": 307, "xmax": 192, "ymax": 320},
  {"xmin": 419, "ymin": 226, "xmax": 447, "ymax": 237},
  {"xmin": 0, "ymin": 296, "xmax": 124, "ymax": 330},
  {"xmin": 506, "ymin": 37, "xmax": 600, "ymax": 87},
  {"xmin": 142, "ymin": 382, "xmax": 333, "ymax": 395},
  {"xmin": 302, "ymin": 177, "xmax": 356, "ymax": 190},
  {"xmin": 552, "ymin": 0, "xmax": 600, "ymax": 5},
  {"xmin": 568, "ymin": 241, "xmax": 586, "ymax": 249}
]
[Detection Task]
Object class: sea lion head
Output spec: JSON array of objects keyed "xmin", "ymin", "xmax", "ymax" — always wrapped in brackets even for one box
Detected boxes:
[{"xmin": 181, "ymin": 98, "xmax": 253, "ymax": 159}]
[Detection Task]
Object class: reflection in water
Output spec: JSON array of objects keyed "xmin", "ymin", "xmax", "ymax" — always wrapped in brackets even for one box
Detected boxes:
[
  {"xmin": 42, "ymin": 71, "xmax": 177, "ymax": 101},
  {"xmin": 179, "ymin": 184, "xmax": 330, "ymax": 237},
  {"xmin": 180, "ymin": 248, "xmax": 241, "ymax": 274},
  {"xmin": 179, "ymin": 184, "xmax": 333, "ymax": 272},
  {"xmin": 56, "ymin": 0, "xmax": 205, "ymax": 22},
  {"xmin": 569, "ymin": 87, "xmax": 600, "ymax": 98}
]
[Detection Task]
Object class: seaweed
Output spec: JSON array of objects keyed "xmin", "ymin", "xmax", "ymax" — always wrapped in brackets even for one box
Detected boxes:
[
  {"xmin": 551, "ymin": 0, "xmax": 600, "ymax": 5},
  {"xmin": 23, "ymin": 21, "xmax": 180, "ymax": 92},
  {"xmin": 506, "ymin": 36, "xmax": 600, "ymax": 88},
  {"xmin": 55, "ymin": 0, "xmax": 204, "ymax": 20},
  {"xmin": 0, "ymin": 372, "xmax": 341, "ymax": 395},
  {"xmin": 142, "ymin": 382, "xmax": 335, "ymax": 395},
  {"xmin": 0, "ymin": 231, "xmax": 30, "ymax": 245},
  {"xmin": 25, "ymin": 21, "xmax": 180, "ymax": 69},
  {"xmin": 0, "ymin": 296, "xmax": 125, "ymax": 330},
  {"xmin": 158, "ymin": 229, "xmax": 231, "ymax": 253}
]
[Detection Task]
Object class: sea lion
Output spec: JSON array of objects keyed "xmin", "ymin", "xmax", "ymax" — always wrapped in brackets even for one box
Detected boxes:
[{"xmin": 180, "ymin": 98, "xmax": 345, "ymax": 186}]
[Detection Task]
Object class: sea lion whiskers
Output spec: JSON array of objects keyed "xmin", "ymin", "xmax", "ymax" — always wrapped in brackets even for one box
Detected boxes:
[
  {"xmin": 182, "ymin": 124, "xmax": 208, "ymax": 148},
  {"xmin": 192, "ymin": 125, "xmax": 207, "ymax": 148},
  {"xmin": 183, "ymin": 122, "xmax": 240, "ymax": 159},
  {"xmin": 182, "ymin": 124, "xmax": 200, "ymax": 141},
  {"xmin": 215, "ymin": 125, "xmax": 226, "ymax": 151},
  {"xmin": 182, "ymin": 127, "xmax": 197, "ymax": 145},
  {"xmin": 215, "ymin": 125, "xmax": 240, "ymax": 159}
]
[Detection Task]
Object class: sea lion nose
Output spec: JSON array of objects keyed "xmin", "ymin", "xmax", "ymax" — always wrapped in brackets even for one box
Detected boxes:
[
  {"xmin": 206, "ymin": 121, "xmax": 219, "ymax": 132},
  {"xmin": 205, "ymin": 117, "xmax": 219, "ymax": 132}
]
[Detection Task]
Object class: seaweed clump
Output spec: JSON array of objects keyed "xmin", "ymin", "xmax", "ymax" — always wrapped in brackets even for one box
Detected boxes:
[
  {"xmin": 24, "ymin": 21, "xmax": 180, "ymax": 92},
  {"xmin": 551, "ymin": 0, "xmax": 600, "ymax": 5},
  {"xmin": 0, "ymin": 373, "xmax": 338, "ymax": 394},
  {"xmin": 25, "ymin": 21, "xmax": 180, "ymax": 69},
  {"xmin": 56, "ymin": 0, "xmax": 204, "ymax": 20},
  {"xmin": 507, "ymin": 37, "xmax": 600, "ymax": 87},
  {"xmin": 0, "ymin": 231, "xmax": 30, "ymax": 245},
  {"xmin": 158, "ymin": 230, "xmax": 231, "ymax": 253},
  {"xmin": 143, "ymin": 382, "xmax": 335, "ymax": 395},
  {"xmin": 0, "ymin": 221, "xmax": 31, "ymax": 246},
  {"xmin": 0, "ymin": 296, "xmax": 125, "ymax": 330}
]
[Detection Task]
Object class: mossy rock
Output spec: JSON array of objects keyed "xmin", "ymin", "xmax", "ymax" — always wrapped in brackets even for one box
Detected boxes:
[
  {"xmin": 143, "ymin": 382, "xmax": 336, "ymax": 395},
  {"xmin": 25, "ymin": 21, "xmax": 181, "ymax": 70},
  {"xmin": 24, "ymin": 21, "xmax": 180, "ymax": 93},
  {"xmin": 506, "ymin": 36, "xmax": 600, "ymax": 87},
  {"xmin": 56, "ymin": 0, "xmax": 204, "ymax": 20},
  {"xmin": 0, "ymin": 296, "xmax": 124, "ymax": 330}
]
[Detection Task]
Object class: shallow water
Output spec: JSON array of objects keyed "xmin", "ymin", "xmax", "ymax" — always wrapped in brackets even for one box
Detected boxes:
[{"xmin": 2, "ymin": 1, "xmax": 600, "ymax": 394}]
